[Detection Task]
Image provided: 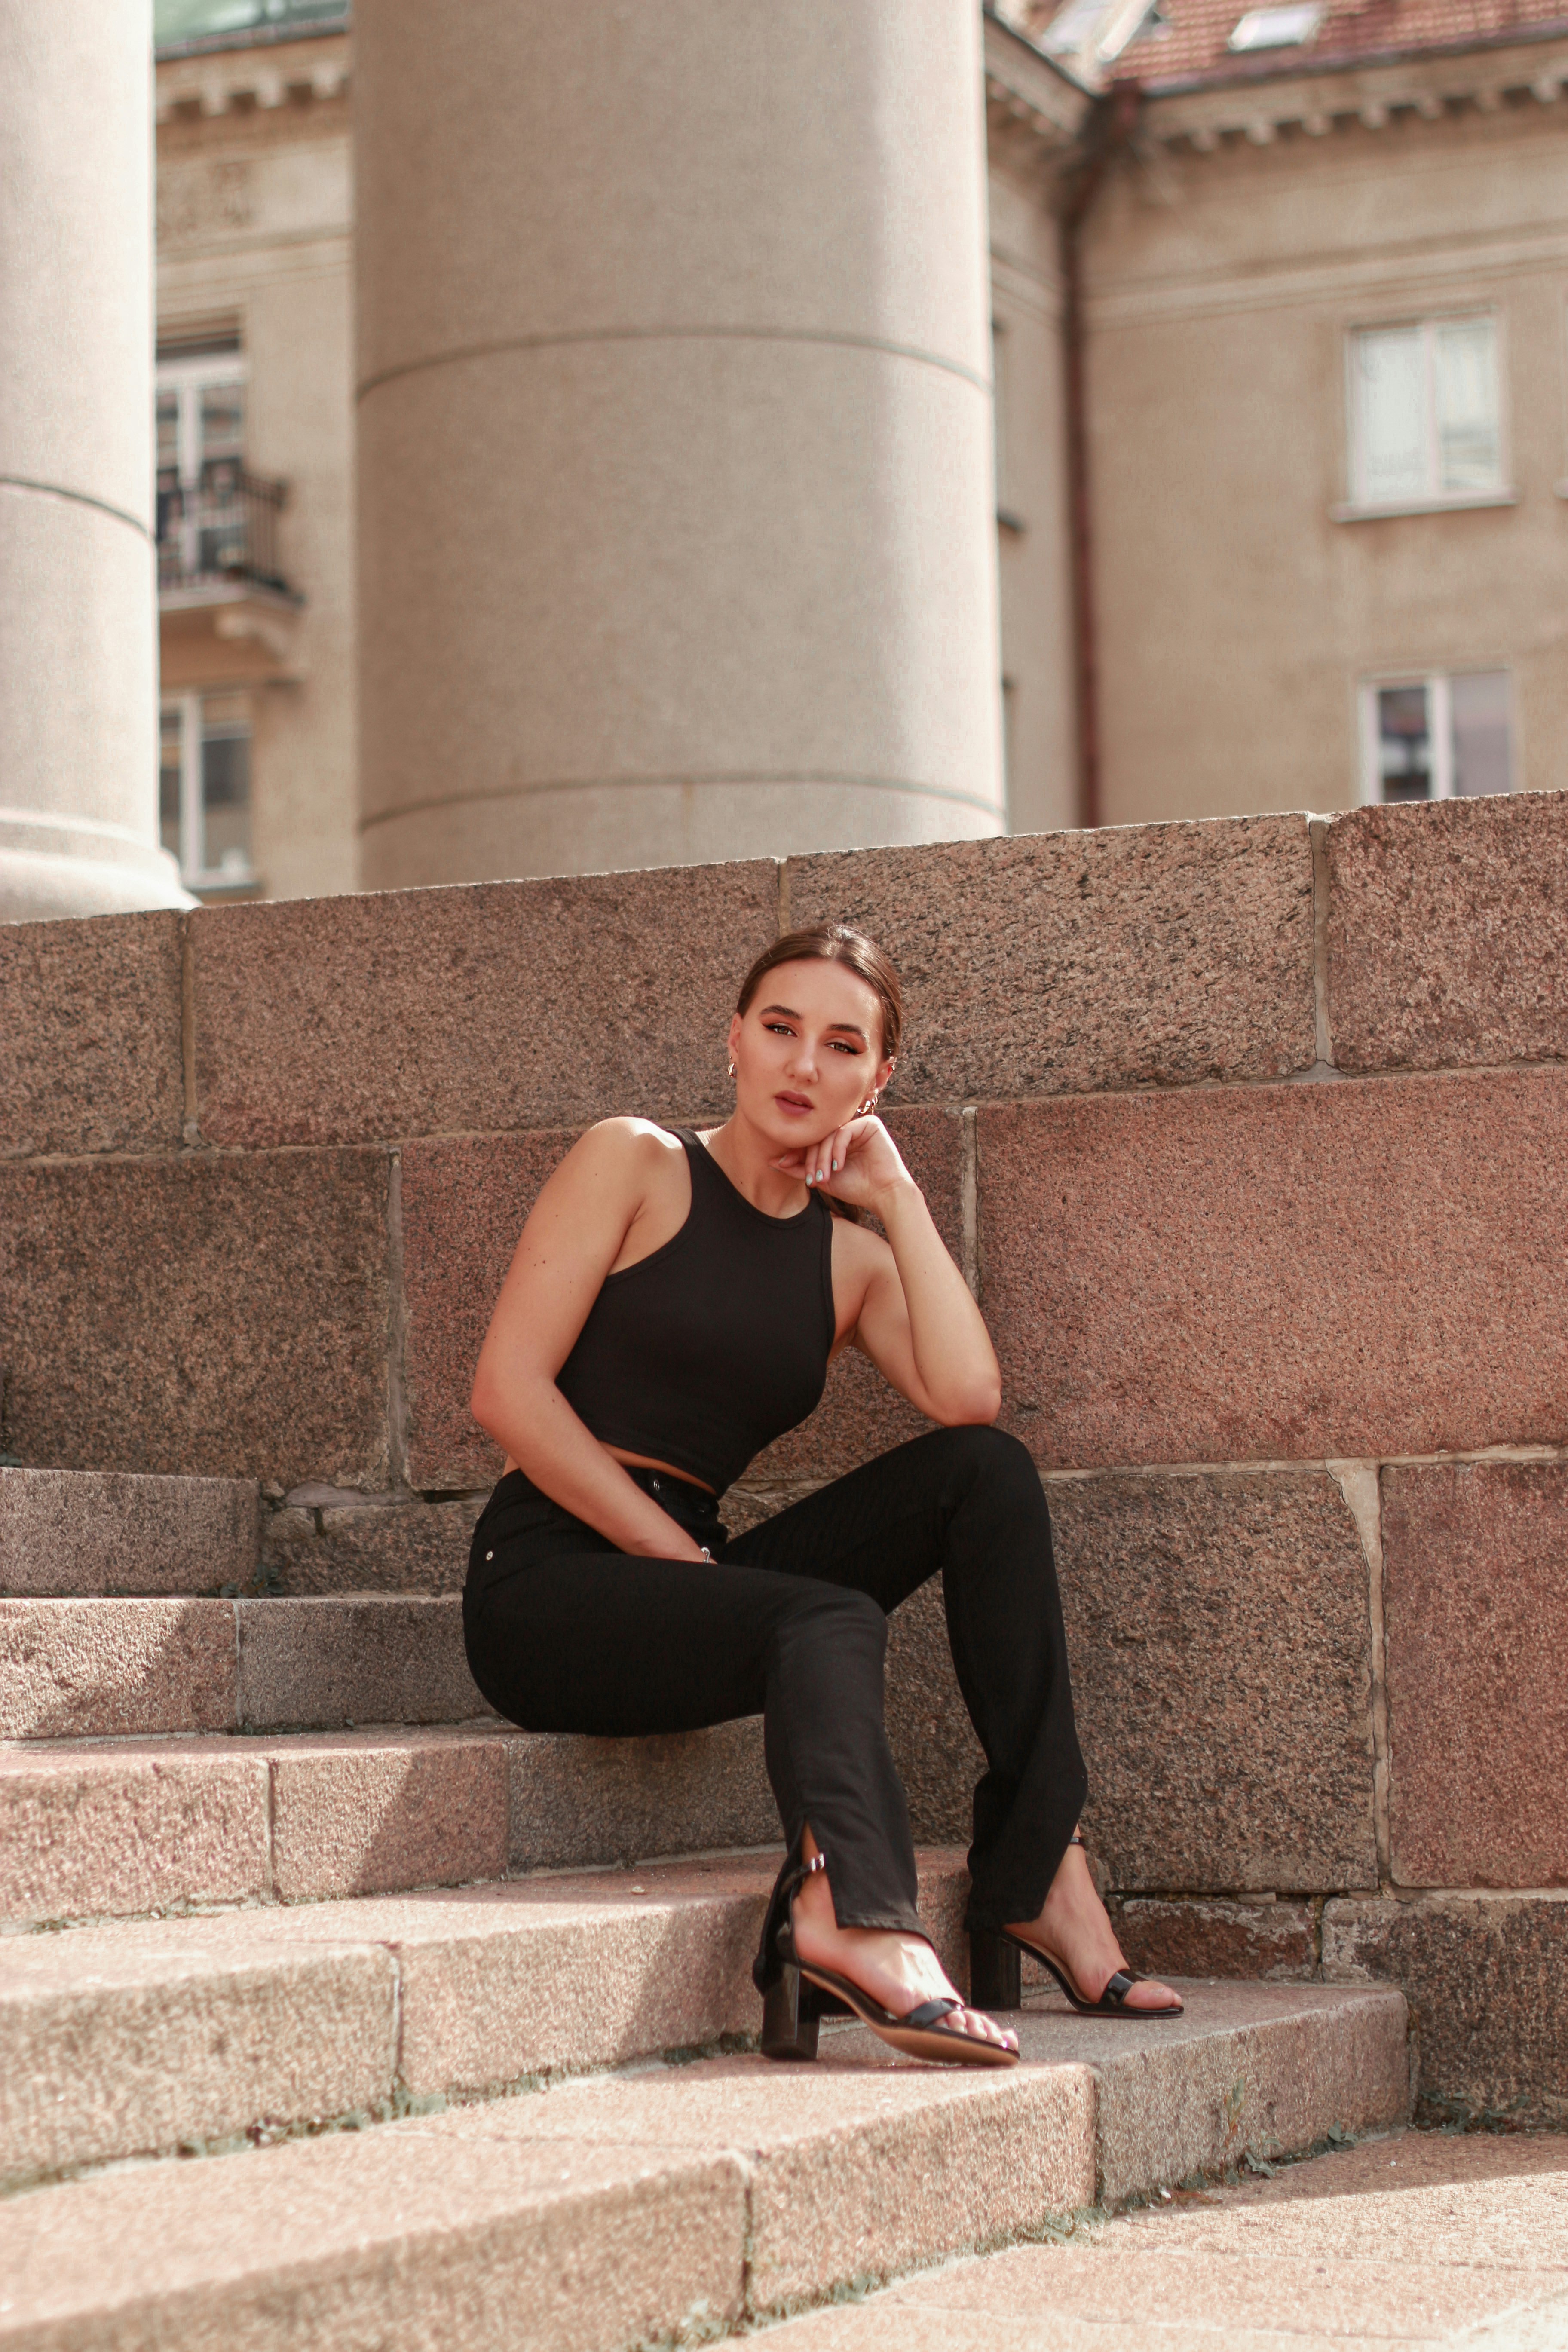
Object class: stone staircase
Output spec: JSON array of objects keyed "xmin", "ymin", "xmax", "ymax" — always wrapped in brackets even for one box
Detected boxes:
[{"xmin": 0, "ymin": 1466, "xmax": 1412, "ymax": 2349}]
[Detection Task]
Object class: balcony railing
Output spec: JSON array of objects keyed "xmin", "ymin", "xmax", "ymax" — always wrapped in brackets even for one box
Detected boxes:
[{"xmin": 156, "ymin": 462, "xmax": 291, "ymax": 599}]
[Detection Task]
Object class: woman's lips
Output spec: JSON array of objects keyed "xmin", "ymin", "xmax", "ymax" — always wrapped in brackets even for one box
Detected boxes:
[{"xmin": 775, "ymin": 1092, "xmax": 814, "ymax": 1113}]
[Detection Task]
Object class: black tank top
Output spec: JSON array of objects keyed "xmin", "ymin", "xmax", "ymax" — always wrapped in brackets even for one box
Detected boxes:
[{"xmin": 554, "ymin": 1126, "xmax": 837, "ymax": 1495}]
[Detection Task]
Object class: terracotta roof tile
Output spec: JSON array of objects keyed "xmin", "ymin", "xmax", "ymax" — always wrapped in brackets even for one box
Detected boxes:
[{"xmin": 1017, "ymin": 0, "xmax": 1568, "ymax": 86}]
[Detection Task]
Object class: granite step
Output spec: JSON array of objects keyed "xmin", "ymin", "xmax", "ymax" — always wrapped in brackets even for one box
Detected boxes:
[
  {"xmin": 0, "ymin": 1853, "xmax": 968, "ymax": 2191},
  {"xmin": 0, "ymin": 1593, "xmax": 487, "ymax": 1740},
  {"xmin": 0, "ymin": 1468, "xmax": 260, "ymax": 1597},
  {"xmin": 0, "ymin": 1978, "xmax": 1409, "ymax": 2350},
  {"xmin": 756, "ymin": 2126, "xmax": 1568, "ymax": 2352},
  {"xmin": 0, "ymin": 1717, "xmax": 776, "ymax": 1926}
]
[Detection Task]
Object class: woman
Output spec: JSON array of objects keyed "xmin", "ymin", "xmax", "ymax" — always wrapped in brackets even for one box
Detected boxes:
[{"xmin": 466, "ymin": 924, "xmax": 1180, "ymax": 2069}]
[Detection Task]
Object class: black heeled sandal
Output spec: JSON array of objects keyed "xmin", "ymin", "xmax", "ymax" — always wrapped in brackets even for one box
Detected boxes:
[
  {"xmin": 968, "ymin": 1834, "xmax": 1184, "ymax": 2020},
  {"xmin": 758, "ymin": 1850, "xmax": 1019, "ymax": 2070}
]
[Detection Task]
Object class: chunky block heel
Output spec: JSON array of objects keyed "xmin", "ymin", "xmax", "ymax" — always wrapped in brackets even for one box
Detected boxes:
[
  {"xmin": 761, "ymin": 1963, "xmax": 821, "ymax": 2062},
  {"xmin": 968, "ymin": 1930, "xmax": 1022, "ymax": 2012},
  {"xmin": 757, "ymin": 1848, "xmax": 1018, "ymax": 2069}
]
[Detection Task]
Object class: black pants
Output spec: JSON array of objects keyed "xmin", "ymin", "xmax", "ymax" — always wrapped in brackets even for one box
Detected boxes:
[{"xmin": 463, "ymin": 1425, "xmax": 1087, "ymax": 1942}]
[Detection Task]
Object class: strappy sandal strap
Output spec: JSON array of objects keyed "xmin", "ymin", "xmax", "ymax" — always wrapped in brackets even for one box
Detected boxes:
[{"xmin": 902, "ymin": 1996, "xmax": 962, "ymax": 2032}]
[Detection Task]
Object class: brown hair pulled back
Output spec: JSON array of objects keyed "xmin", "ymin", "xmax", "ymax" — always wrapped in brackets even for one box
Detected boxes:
[{"xmin": 735, "ymin": 925, "xmax": 903, "ymax": 1063}]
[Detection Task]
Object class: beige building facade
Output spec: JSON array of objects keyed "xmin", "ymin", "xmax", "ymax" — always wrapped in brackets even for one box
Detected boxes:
[
  {"xmin": 144, "ymin": 0, "xmax": 1566, "ymax": 904},
  {"xmin": 1079, "ymin": 26, "xmax": 1568, "ymax": 825},
  {"xmin": 153, "ymin": 19, "xmax": 353, "ymax": 904}
]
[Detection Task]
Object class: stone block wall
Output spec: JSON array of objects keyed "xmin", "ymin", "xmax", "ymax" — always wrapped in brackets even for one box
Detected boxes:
[{"xmin": 4, "ymin": 792, "xmax": 1567, "ymax": 2124}]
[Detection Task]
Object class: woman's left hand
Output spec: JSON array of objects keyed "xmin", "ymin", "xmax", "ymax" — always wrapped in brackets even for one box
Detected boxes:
[{"xmin": 770, "ymin": 1113, "xmax": 912, "ymax": 1213}]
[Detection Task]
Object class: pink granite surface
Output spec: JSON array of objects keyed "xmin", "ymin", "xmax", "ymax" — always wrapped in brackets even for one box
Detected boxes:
[
  {"xmin": 789, "ymin": 815, "xmax": 1316, "ymax": 1102},
  {"xmin": 0, "ymin": 1936, "xmax": 397, "ymax": 2186},
  {"xmin": 0, "ymin": 1741, "xmax": 270, "ymax": 1925},
  {"xmin": 399, "ymin": 1127, "xmax": 572, "ymax": 1490},
  {"xmin": 767, "ymin": 2132, "xmax": 1568, "ymax": 2351},
  {"xmin": 270, "ymin": 1730, "xmax": 509, "ymax": 1899},
  {"xmin": 1328, "ymin": 793, "xmax": 1568, "ymax": 1074},
  {"xmin": 0, "ymin": 2111, "xmax": 747, "ymax": 2352},
  {"xmin": 260, "ymin": 1494, "xmax": 482, "ymax": 1596},
  {"xmin": 979, "ymin": 1070, "xmax": 1568, "ymax": 1468},
  {"xmin": 1053, "ymin": 1470, "xmax": 1377, "ymax": 1893},
  {"xmin": 1324, "ymin": 1892, "xmax": 1568, "ymax": 2126},
  {"xmin": 234, "ymin": 1596, "xmax": 489, "ymax": 1731},
  {"xmin": 191, "ymin": 861, "xmax": 777, "ymax": 1149},
  {"xmin": 1114, "ymin": 1898, "xmax": 1315, "ymax": 1982},
  {"xmin": 1382, "ymin": 1460, "xmax": 1568, "ymax": 1889},
  {"xmin": 0, "ymin": 1148, "xmax": 392, "ymax": 1485},
  {"xmin": 0, "ymin": 1600, "xmax": 238, "ymax": 1739},
  {"xmin": 0, "ymin": 910, "xmax": 184, "ymax": 1160},
  {"xmin": 506, "ymin": 1718, "xmax": 778, "ymax": 1872},
  {"xmin": 0, "ymin": 1467, "xmax": 259, "ymax": 1597}
]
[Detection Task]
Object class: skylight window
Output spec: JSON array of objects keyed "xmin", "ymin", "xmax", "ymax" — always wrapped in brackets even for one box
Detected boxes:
[{"xmin": 1228, "ymin": 3, "xmax": 1324, "ymax": 49}]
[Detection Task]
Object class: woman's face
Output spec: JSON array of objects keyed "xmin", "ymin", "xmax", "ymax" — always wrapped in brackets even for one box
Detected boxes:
[{"xmin": 727, "ymin": 959, "xmax": 893, "ymax": 1150}]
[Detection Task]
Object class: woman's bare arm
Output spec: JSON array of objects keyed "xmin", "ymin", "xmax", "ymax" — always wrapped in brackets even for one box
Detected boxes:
[{"xmin": 469, "ymin": 1121, "xmax": 711, "ymax": 1560}]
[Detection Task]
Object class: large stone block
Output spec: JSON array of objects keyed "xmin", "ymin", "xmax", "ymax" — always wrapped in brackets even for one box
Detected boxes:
[
  {"xmin": 1323, "ymin": 1893, "xmax": 1568, "ymax": 2127},
  {"xmin": 877, "ymin": 1471, "xmax": 1377, "ymax": 1893},
  {"xmin": 787, "ymin": 816, "xmax": 1315, "ymax": 1103},
  {"xmin": 979, "ymin": 1072, "xmax": 1568, "ymax": 1469},
  {"xmin": 260, "ymin": 1496, "xmax": 483, "ymax": 1596},
  {"xmin": 1382, "ymin": 1461, "xmax": 1568, "ymax": 1889},
  {"xmin": 0, "ymin": 1743, "xmax": 270, "ymax": 1926},
  {"xmin": 390, "ymin": 1867, "xmax": 770, "ymax": 2095},
  {"xmin": 0, "ymin": 1600, "xmax": 238, "ymax": 1739},
  {"xmin": 1082, "ymin": 1982, "xmax": 1409, "ymax": 2205},
  {"xmin": 507, "ymin": 1719, "xmax": 778, "ymax": 1872},
  {"xmin": 192, "ymin": 863, "xmax": 778, "ymax": 1148},
  {"xmin": 269, "ymin": 1730, "xmax": 510, "ymax": 1901},
  {"xmin": 1328, "ymin": 794, "xmax": 1568, "ymax": 1074},
  {"xmin": 0, "ymin": 1938, "xmax": 397, "ymax": 2187},
  {"xmin": 0, "ymin": 1150, "xmax": 391, "ymax": 1485},
  {"xmin": 0, "ymin": 1468, "xmax": 259, "ymax": 1596},
  {"xmin": 0, "ymin": 911, "xmax": 184, "ymax": 1160},
  {"xmin": 0, "ymin": 2105, "xmax": 747, "ymax": 2351},
  {"xmin": 235, "ymin": 1596, "xmax": 491, "ymax": 1732},
  {"xmin": 400, "ymin": 1130, "xmax": 571, "ymax": 1490},
  {"xmin": 1055, "ymin": 1471, "xmax": 1376, "ymax": 1893},
  {"xmin": 1112, "ymin": 1897, "xmax": 1316, "ymax": 1981}
]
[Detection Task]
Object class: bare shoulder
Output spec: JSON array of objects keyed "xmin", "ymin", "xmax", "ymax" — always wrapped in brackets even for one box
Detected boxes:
[
  {"xmin": 567, "ymin": 1116, "xmax": 685, "ymax": 1169},
  {"xmin": 539, "ymin": 1117, "xmax": 684, "ymax": 1212}
]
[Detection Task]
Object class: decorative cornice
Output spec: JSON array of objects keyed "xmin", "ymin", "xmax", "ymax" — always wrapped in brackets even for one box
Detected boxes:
[
  {"xmin": 1139, "ymin": 30, "xmax": 1568, "ymax": 148},
  {"xmin": 983, "ymin": 8, "xmax": 1095, "ymax": 163},
  {"xmin": 155, "ymin": 30, "xmax": 349, "ymax": 123}
]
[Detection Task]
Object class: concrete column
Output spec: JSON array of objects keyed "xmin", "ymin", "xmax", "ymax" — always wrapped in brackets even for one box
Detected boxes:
[
  {"xmin": 0, "ymin": 0, "xmax": 187, "ymax": 925},
  {"xmin": 356, "ymin": 0, "xmax": 1003, "ymax": 888}
]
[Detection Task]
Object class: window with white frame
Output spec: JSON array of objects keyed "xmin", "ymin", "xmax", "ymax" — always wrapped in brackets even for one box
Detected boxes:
[
  {"xmin": 160, "ymin": 692, "xmax": 256, "ymax": 888},
  {"xmin": 1360, "ymin": 671, "xmax": 1514, "ymax": 804},
  {"xmin": 1348, "ymin": 317, "xmax": 1504, "ymax": 509}
]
